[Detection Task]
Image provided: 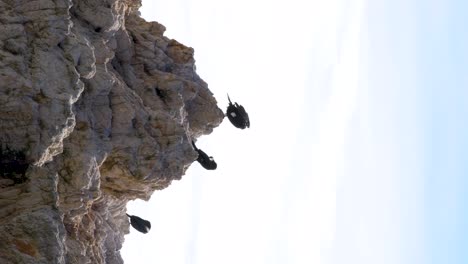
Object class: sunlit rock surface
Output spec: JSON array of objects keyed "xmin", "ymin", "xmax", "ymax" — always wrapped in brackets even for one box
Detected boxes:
[{"xmin": 0, "ymin": 0, "xmax": 224, "ymax": 263}]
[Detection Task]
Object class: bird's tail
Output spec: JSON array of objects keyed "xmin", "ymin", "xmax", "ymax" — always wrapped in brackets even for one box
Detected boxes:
[
  {"xmin": 126, "ymin": 213, "xmax": 130, "ymax": 218},
  {"xmin": 227, "ymin": 93, "xmax": 232, "ymax": 104}
]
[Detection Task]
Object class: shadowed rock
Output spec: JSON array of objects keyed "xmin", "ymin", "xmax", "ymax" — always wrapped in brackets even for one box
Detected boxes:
[
  {"xmin": 226, "ymin": 94, "xmax": 250, "ymax": 129},
  {"xmin": 0, "ymin": 146, "xmax": 29, "ymax": 184},
  {"xmin": 192, "ymin": 141, "xmax": 217, "ymax": 170}
]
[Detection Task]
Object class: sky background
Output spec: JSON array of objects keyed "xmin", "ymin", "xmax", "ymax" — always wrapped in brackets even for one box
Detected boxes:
[{"xmin": 121, "ymin": 0, "xmax": 468, "ymax": 263}]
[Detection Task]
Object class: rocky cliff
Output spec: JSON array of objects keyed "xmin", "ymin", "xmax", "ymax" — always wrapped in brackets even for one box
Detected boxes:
[{"xmin": 0, "ymin": 0, "xmax": 224, "ymax": 263}]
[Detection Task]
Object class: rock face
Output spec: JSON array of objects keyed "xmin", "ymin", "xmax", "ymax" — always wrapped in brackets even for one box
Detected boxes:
[{"xmin": 0, "ymin": 0, "xmax": 224, "ymax": 263}]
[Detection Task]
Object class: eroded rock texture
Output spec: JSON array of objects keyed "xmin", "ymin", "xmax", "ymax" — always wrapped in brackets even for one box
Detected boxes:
[{"xmin": 0, "ymin": 0, "xmax": 224, "ymax": 263}]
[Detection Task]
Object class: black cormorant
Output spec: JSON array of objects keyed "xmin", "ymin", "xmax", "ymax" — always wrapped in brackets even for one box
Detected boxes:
[
  {"xmin": 192, "ymin": 141, "xmax": 217, "ymax": 170},
  {"xmin": 226, "ymin": 94, "xmax": 250, "ymax": 129},
  {"xmin": 126, "ymin": 214, "xmax": 151, "ymax": 234}
]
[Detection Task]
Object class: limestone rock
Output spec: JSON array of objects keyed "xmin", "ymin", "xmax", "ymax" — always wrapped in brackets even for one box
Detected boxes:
[{"xmin": 0, "ymin": 0, "xmax": 224, "ymax": 263}]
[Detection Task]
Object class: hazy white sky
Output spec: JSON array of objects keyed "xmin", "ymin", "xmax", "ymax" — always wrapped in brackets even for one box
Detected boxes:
[{"xmin": 122, "ymin": 0, "xmax": 468, "ymax": 263}]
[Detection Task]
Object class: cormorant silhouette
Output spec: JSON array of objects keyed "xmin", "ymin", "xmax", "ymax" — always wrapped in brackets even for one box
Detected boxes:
[
  {"xmin": 226, "ymin": 94, "xmax": 250, "ymax": 129},
  {"xmin": 126, "ymin": 214, "xmax": 151, "ymax": 234},
  {"xmin": 192, "ymin": 141, "xmax": 217, "ymax": 170}
]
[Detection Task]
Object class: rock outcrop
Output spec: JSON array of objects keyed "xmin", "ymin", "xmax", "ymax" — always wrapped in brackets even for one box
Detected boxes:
[{"xmin": 0, "ymin": 0, "xmax": 224, "ymax": 263}]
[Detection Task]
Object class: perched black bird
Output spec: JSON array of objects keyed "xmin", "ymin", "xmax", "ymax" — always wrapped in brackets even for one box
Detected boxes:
[
  {"xmin": 226, "ymin": 94, "xmax": 250, "ymax": 129},
  {"xmin": 192, "ymin": 141, "xmax": 217, "ymax": 170},
  {"xmin": 126, "ymin": 214, "xmax": 151, "ymax": 234}
]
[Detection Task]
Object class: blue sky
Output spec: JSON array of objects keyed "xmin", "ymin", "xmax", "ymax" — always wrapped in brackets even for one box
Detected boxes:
[
  {"xmin": 363, "ymin": 0, "xmax": 468, "ymax": 263},
  {"xmin": 122, "ymin": 1, "xmax": 468, "ymax": 263},
  {"xmin": 418, "ymin": 1, "xmax": 468, "ymax": 262}
]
